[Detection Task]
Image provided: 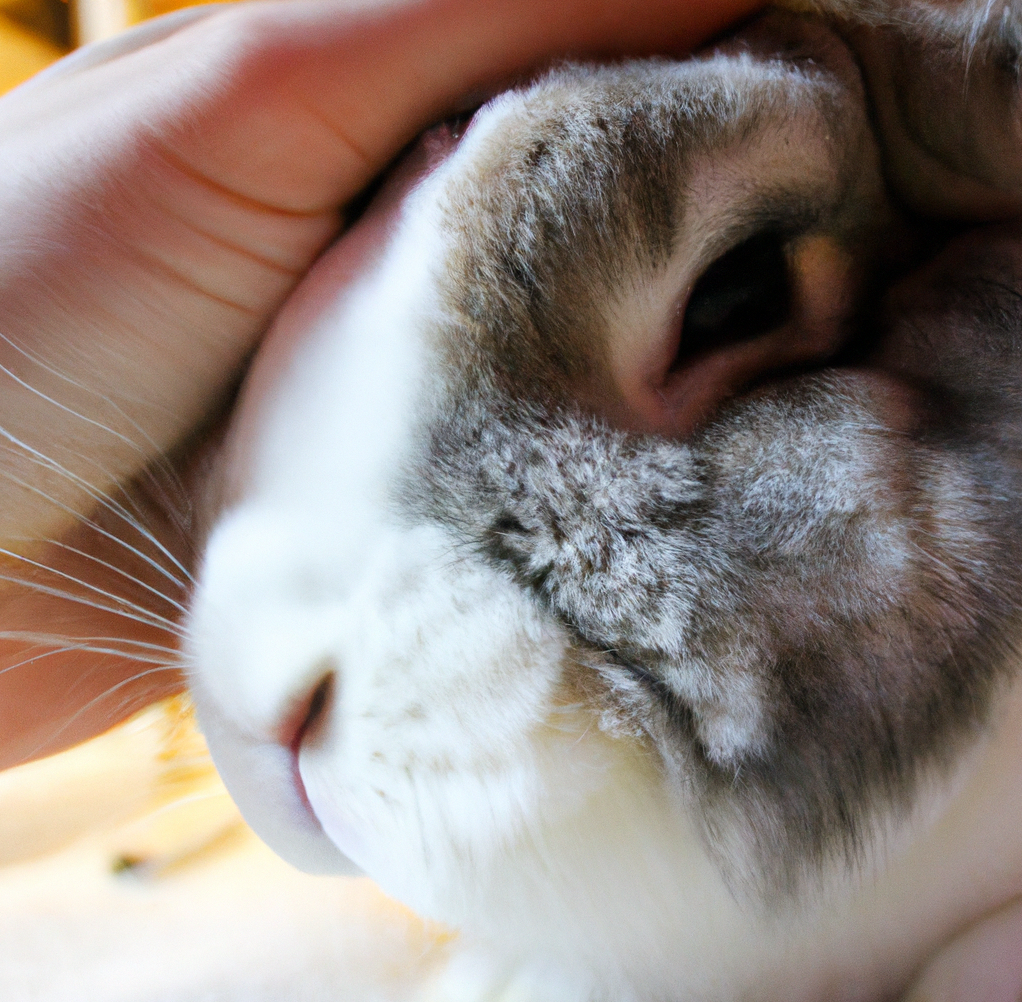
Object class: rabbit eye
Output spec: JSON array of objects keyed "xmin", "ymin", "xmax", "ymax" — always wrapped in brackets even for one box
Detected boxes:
[{"xmin": 674, "ymin": 230, "xmax": 792, "ymax": 369}]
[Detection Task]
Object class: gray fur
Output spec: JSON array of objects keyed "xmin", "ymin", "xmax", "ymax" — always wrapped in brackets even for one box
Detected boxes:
[{"xmin": 393, "ymin": 13, "xmax": 1022, "ymax": 891}]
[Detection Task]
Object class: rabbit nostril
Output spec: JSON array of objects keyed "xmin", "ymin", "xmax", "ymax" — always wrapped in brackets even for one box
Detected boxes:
[{"xmin": 278, "ymin": 668, "xmax": 336, "ymax": 754}]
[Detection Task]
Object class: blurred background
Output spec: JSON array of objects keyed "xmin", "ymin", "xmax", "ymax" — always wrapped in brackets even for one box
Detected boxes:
[
  {"xmin": 0, "ymin": 5, "xmax": 448, "ymax": 999},
  {"xmin": 0, "ymin": 0, "xmax": 64, "ymax": 92},
  {"xmin": 0, "ymin": 0, "xmax": 203, "ymax": 90},
  {"xmin": 1, "ymin": 0, "xmax": 191, "ymax": 91}
]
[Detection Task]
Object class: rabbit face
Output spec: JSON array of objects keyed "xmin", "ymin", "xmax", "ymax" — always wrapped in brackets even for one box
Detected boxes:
[{"xmin": 186, "ymin": 8, "xmax": 1022, "ymax": 996}]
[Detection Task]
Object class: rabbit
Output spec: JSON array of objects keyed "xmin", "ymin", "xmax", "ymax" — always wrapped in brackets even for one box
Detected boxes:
[{"xmin": 186, "ymin": 1, "xmax": 1022, "ymax": 998}]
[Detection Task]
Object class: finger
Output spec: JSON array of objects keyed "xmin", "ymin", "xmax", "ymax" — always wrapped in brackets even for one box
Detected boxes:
[{"xmin": 154, "ymin": 0, "xmax": 766, "ymax": 213}]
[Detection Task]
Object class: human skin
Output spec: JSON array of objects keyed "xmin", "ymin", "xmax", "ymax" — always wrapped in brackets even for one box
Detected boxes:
[{"xmin": 0, "ymin": 0, "xmax": 762, "ymax": 769}]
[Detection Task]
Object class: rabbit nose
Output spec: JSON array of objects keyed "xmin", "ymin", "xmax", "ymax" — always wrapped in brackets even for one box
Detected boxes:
[
  {"xmin": 277, "ymin": 665, "xmax": 336, "ymax": 754},
  {"xmin": 602, "ymin": 232, "xmax": 862, "ymax": 437}
]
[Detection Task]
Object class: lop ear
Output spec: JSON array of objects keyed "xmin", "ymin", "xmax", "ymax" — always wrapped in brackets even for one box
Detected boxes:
[{"xmin": 787, "ymin": 0, "xmax": 1022, "ymax": 219}]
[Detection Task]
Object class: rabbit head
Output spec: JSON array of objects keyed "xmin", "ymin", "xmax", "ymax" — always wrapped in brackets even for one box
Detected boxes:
[{"xmin": 186, "ymin": 9, "xmax": 1022, "ymax": 997}]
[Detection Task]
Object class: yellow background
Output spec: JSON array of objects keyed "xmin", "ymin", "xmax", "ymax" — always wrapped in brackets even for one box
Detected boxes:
[{"xmin": 1, "ymin": 0, "xmax": 228, "ymax": 95}]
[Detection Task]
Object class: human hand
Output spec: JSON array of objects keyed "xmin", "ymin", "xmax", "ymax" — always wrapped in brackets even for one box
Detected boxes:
[{"xmin": 0, "ymin": 0, "xmax": 762, "ymax": 767}]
